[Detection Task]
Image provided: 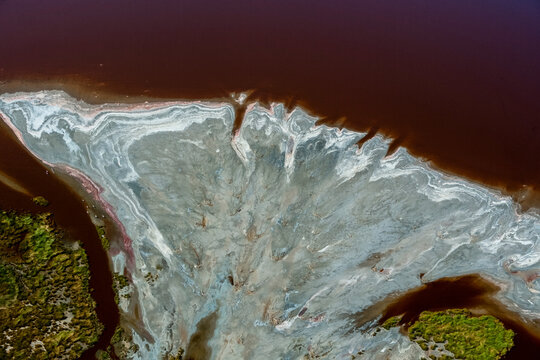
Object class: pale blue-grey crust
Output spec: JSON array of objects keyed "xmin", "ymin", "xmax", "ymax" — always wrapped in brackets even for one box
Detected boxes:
[{"xmin": 0, "ymin": 91, "xmax": 538, "ymax": 359}]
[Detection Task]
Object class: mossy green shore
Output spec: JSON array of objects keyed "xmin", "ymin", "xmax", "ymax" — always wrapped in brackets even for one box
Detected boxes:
[
  {"xmin": 382, "ymin": 309, "xmax": 514, "ymax": 360},
  {"xmin": 0, "ymin": 210, "xmax": 103, "ymax": 359}
]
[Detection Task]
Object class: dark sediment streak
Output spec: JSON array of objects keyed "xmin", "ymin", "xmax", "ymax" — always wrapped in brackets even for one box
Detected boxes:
[
  {"xmin": 184, "ymin": 312, "xmax": 219, "ymax": 360},
  {"xmin": 0, "ymin": 119, "xmax": 119, "ymax": 358},
  {"xmin": 355, "ymin": 275, "xmax": 540, "ymax": 359},
  {"xmin": 1, "ymin": 0, "xmax": 539, "ymax": 207}
]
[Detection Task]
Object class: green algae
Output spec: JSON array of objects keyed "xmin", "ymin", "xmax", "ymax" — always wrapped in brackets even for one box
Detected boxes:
[
  {"xmin": 395, "ymin": 309, "xmax": 514, "ymax": 360},
  {"xmin": 0, "ymin": 263, "xmax": 18, "ymax": 305},
  {"xmin": 96, "ymin": 225, "xmax": 110, "ymax": 250},
  {"xmin": 381, "ymin": 315, "xmax": 402, "ymax": 330},
  {"xmin": 32, "ymin": 196, "xmax": 49, "ymax": 207},
  {"xmin": 164, "ymin": 348, "xmax": 185, "ymax": 360},
  {"xmin": 96, "ymin": 325, "xmax": 141, "ymax": 359},
  {"xmin": 112, "ymin": 272, "xmax": 130, "ymax": 304},
  {"xmin": 96, "ymin": 349, "xmax": 114, "ymax": 360},
  {"xmin": 0, "ymin": 210, "xmax": 103, "ymax": 359},
  {"xmin": 95, "ymin": 224, "xmax": 140, "ymax": 359}
]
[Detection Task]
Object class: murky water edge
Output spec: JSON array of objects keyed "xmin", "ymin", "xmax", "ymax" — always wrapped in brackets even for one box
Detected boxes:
[
  {"xmin": 0, "ymin": 118, "xmax": 119, "ymax": 359},
  {"xmin": 2, "ymin": 0, "xmax": 539, "ymax": 209}
]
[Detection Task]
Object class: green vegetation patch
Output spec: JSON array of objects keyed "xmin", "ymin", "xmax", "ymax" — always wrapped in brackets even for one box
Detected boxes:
[
  {"xmin": 0, "ymin": 210, "xmax": 103, "ymax": 359},
  {"xmin": 96, "ymin": 225, "xmax": 110, "ymax": 250},
  {"xmin": 408, "ymin": 309, "xmax": 514, "ymax": 360},
  {"xmin": 164, "ymin": 348, "xmax": 185, "ymax": 360},
  {"xmin": 381, "ymin": 315, "xmax": 402, "ymax": 330},
  {"xmin": 32, "ymin": 196, "xmax": 49, "ymax": 207},
  {"xmin": 0, "ymin": 263, "xmax": 18, "ymax": 305},
  {"xmin": 97, "ymin": 322, "xmax": 185, "ymax": 360},
  {"xmin": 112, "ymin": 272, "xmax": 130, "ymax": 304},
  {"xmin": 96, "ymin": 325, "xmax": 141, "ymax": 359}
]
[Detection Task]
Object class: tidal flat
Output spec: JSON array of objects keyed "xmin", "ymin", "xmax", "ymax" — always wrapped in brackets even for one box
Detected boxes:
[{"xmin": 0, "ymin": 91, "xmax": 539, "ymax": 359}]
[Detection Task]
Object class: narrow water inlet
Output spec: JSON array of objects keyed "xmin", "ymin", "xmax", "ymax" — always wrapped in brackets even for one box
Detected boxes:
[{"xmin": 0, "ymin": 117, "xmax": 120, "ymax": 358}]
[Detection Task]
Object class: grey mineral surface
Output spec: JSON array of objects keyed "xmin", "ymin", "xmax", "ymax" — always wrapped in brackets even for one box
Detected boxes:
[{"xmin": 0, "ymin": 91, "xmax": 538, "ymax": 359}]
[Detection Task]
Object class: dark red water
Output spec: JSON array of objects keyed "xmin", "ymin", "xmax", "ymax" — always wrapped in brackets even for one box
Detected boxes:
[
  {"xmin": 1, "ymin": 0, "xmax": 539, "ymax": 206},
  {"xmin": 1, "ymin": 1, "xmax": 540, "ymax": 357},
  {"xmin": 0, "ymin": 119, "xmax": 119, "ymax": 359}
]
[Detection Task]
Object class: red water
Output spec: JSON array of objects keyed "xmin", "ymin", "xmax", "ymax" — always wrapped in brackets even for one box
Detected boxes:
[
  {"xmin": 1, "ymin": 0, "xmax": 539, "ymax": 207},
  {"xmin": 1, "ymin": 0, "xmax": 540, "ymax": 357}
]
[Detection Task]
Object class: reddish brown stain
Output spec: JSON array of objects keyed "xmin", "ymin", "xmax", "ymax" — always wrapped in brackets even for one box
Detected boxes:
[{"xmin": 184, "ymin": 312, "xmax": 218, "ymax": 360}]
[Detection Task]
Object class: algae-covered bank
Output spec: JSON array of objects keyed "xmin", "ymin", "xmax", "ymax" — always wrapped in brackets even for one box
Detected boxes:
[
  {"xmin": 0, "ymin": 209, "xmax": 103, "ymax": 359},
  {"xmin": 381, "ymin": 309, "xmax": 514, "ymax": 360}
]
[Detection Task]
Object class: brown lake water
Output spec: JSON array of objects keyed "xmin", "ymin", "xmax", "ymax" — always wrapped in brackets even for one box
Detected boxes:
[
  {"xmin": 1, "ymin": 0, "xmax": 539, "ymax": 207},
  {"xmin": 1, "ymin": 0, "xmax": 539, "ymax": 358}
]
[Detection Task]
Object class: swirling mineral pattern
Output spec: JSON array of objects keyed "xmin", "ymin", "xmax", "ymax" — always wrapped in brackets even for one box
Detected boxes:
[{"xmin": 0, "ymin": 91, "xmax": 538, "ymax": 359}]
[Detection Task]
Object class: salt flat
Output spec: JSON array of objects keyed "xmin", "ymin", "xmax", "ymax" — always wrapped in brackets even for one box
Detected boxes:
[{"xmin": 0, "ymin": 91, "xmax": 538, "ymax": 359}]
